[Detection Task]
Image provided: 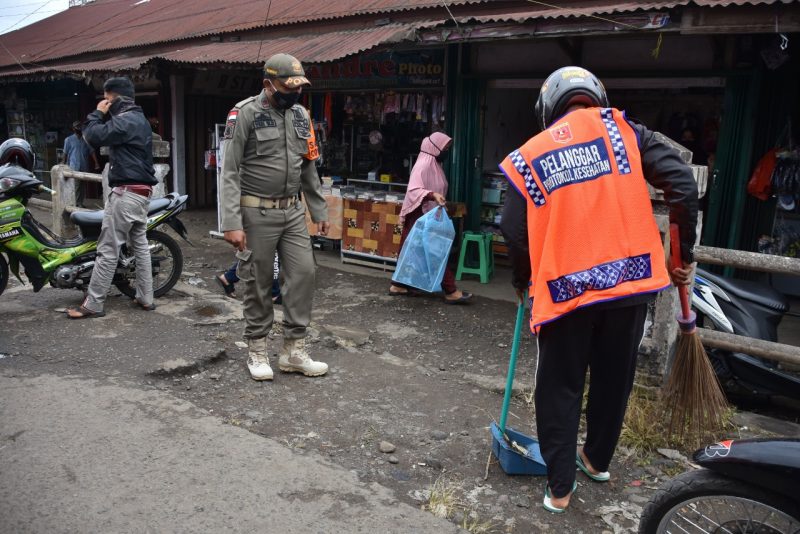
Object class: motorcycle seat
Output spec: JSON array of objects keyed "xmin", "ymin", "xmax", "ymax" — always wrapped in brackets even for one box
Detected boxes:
[
  {"xmin": 70, "ymin": 210, "xmax": 103, "ymax": 226},
  {"xmin": 146, "ymin": 197, "xmax": 171, "ymax": 215},
  {"xmin": 70, "ymin": 198, "xmax": 173, "ymax": 226},
  {"xmin": 696, "ymin": 268, "xmax": 790, "ymax": 313}
]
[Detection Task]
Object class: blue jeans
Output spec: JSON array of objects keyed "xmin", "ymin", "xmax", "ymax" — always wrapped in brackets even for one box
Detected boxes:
[{"xmin": 223, "ymin": 254, "xmax": 280, "ymax": 298}]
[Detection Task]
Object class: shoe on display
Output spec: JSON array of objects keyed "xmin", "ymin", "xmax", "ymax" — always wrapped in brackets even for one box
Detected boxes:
[
  {"xmin": 278, "ymin": 338, "xmax": 328, "ymax": 377},
  {"xmin": 246, "ymin": 336, "xmax": 273, "ymax": 381}
]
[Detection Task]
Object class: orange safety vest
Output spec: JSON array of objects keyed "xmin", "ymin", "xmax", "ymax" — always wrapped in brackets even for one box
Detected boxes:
[{"xmin": 500, "ymin": 107, "xmax": 670, "ymax": 332}]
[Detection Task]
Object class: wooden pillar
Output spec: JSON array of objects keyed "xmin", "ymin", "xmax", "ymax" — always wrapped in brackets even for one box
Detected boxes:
[{"xmin": 170, "ymin": 73, "xmax": 186, "ymax": 195}]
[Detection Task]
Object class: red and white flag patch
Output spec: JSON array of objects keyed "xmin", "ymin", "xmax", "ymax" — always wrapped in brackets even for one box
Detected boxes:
[
  {"xmin": 550, "ymin": 122, "xmax": 573, "ymax": 143},
  {"xmin": 224, "ymin": 109, "xmax": 238, "ymax": 139}
]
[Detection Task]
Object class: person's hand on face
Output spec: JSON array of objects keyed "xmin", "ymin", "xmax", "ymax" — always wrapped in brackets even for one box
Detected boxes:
[{"xmin": 96, "ymin": 99, "xmax": 112, "ymax": 114}]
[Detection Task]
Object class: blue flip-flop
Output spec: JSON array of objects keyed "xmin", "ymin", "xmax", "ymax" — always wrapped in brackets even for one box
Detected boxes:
[
  {"xmin": 576, "ymin": 451, "xmax": 610, "ymax": 482},
  {"xmin": 543, "ymin": 480, "xmax": 578, "ymax": 514}
]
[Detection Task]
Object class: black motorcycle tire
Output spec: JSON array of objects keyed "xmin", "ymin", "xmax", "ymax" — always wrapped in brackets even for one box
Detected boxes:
[
  {"xmin": 114, "ymin": 230, "xmax": 183, "ymax": 299},
  {"xmin": 639, "ymin": 469, "xmax": 800, "ymax": 534},
  {"xmin": 0, "ymin": 254, "xmax": 8, "ymax": 297}
]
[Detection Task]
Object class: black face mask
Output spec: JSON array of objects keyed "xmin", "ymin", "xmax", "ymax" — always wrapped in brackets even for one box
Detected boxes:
[{"xmin": 269, "ymin": 81, "xmax": 301, "ymax": 110}]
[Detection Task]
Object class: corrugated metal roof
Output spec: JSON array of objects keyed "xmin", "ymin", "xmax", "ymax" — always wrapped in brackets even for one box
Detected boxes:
[
  {"xmin": 0, "ymin": 0, "xmax": 476, "ymax": 68},
  {"xmin": 448, "ymin": 0, "xmax": 797, "ymax": 25},
  {"xmin": 693, "ymin": 0, "xmax": 795, "ymax": 5},
  {"xmin": 459, "ymin": 1, "xmax": 690, "ymax": 24},
  {"xmin": 1, "ymin": 0, "xmax": 794, "ymax": 71},
  {"xmin": 0, "ymin": 23, "xmax": 426, "ymax": 78},
  {"xmin": 0, "ymin": 54, "xmax": 153, "ymax": 79},
  {"xmin": 160, "ymin": 24, "xmax": 421, "ymax": 64}
]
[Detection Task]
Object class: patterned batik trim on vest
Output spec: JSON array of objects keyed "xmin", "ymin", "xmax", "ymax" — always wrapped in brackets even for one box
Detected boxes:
[
  {"xmin": 600, "ymin": 109, "xmax": 631, "ymax": 175},
  {"xmin": 546, "ymin": 253, "xmax": 653, "ymax": 303},
  {"xmin": 509, "ymin": 150, "xmax": 546, "ymax": 207}
]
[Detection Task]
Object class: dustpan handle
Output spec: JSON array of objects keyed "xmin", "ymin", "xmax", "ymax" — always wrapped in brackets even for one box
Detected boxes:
[{"xmin": 499, "ymin": 301, "xmax": 526, "ymax": 433}]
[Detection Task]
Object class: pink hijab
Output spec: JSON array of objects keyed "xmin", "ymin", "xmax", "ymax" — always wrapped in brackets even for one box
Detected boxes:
[{"xmin": 399, "ymin": 132, "xmax": 452, "ymax": 224}]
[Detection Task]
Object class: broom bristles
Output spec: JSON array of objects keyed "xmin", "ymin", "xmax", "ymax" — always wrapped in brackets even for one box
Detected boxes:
[{"xmin": 663, "ymin": 331, "xmax": 729, "ymax": 441}]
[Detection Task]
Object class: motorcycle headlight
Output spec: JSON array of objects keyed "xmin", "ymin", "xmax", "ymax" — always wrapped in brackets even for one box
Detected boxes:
[{"xmin": 0, "ymin": 177, "xmax": 21, "ymax": 192}]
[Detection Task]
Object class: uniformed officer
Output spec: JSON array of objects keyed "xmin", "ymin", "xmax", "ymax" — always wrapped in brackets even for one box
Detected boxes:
[{"xmin": 220, "ymin": 53, "xmax": 330, "ymax": 381}]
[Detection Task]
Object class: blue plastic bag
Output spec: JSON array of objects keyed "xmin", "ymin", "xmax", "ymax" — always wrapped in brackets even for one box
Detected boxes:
[{"xmin": 392, "ymin": 206, "xmax": 455, "ymax": 293}]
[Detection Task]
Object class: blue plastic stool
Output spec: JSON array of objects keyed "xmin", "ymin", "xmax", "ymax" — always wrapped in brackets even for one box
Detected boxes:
[{"xmin": 455, "ymin": 231, "xmax": 493, "ymax": 283}]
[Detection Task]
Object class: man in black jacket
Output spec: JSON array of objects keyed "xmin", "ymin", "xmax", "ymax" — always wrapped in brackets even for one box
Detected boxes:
[{"xmin": 67, "ymin": 77, "xmax": 157, "ymax": 319}]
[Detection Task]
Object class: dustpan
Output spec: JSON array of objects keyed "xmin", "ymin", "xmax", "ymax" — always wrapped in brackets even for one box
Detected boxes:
[{"xmin": 491, "ymin": 301, "xmax": 547, "ymax": 475}]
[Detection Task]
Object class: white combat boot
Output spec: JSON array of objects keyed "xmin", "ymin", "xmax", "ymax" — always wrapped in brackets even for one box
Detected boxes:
[
  {"xmin": 246, "ymin": 337, "xmax": 273, "ymax": 381},
  {"xmin": 278, "ymin": 338, "xmax": 328, "ymax": 377}
]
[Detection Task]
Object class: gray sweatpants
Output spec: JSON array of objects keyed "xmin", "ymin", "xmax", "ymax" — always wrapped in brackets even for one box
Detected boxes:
[
  {"xmin": 83, "ymin": 189, "xmax": 153, "ymax": 312},
  {"xmin": 239, "ymin": 201, "xmax": 315, "ymax": 340}
]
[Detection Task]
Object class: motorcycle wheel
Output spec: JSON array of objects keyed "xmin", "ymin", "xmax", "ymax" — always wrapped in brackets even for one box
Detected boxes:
[
  {"xmin": 0, "ymin": 254, "xmax": 8, "ymax": 297},
  {"xmin": 639, "ymin": 469, "xmax": 800, "ymax": 534},
  {"xmin": 114, "ymin": 230, "xmax": 183, "ymax": 299}
]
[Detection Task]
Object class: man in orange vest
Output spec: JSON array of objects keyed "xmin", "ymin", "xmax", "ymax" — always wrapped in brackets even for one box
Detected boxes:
[{"xmin": 499, "ymin": 67, "xmax": 698, "ymax": 513}]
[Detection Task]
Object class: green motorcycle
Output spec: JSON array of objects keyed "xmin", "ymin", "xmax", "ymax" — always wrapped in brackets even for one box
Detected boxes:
[{"xmin": 0, "ymin": 163, "xmax": 191, "ymax": 298}]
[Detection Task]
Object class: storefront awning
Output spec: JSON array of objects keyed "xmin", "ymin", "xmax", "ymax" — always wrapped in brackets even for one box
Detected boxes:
[{"xmin": 0, "ymin": 23, "xmax": 434, "ymax": 81}]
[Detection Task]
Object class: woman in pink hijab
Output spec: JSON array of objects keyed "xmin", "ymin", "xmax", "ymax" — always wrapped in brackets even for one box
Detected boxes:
[{"xmin": 389, "ymin": 132, "xmax": 472, "ymax": 304}]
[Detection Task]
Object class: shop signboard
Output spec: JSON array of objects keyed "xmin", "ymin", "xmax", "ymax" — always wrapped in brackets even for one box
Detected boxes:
[{"xmin": 306, "ymin": 49, "xmax": 445, "ymax": 90}]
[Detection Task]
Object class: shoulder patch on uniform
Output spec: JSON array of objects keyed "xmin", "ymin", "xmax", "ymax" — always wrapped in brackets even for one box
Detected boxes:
[
  {"xmin": 235, "ymin": 95, "xmax": 256, "ymax": 108},
  {"xmin": 224, "ymin": 108, "xmax": 238, "ymax": 139},
  {"xmin": 290, "ymin": 107, "xmax": 311, "ymax": 139}
]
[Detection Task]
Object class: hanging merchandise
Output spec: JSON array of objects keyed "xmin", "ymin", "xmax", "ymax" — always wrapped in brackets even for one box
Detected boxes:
[
  {"xmin": 431, "ymin": 95, "xmax": 442, "ymax": 126},
  {"xmin": 769, "ymin": 119, "xmax": 798, "ymax": 212},
  {"xmin": 747, "ymin": 148, "xmax": 777, "ymax": 201},
  {"xmin": 383, "ymin": 92, "xmax": 399, "ymax": 115},
  {"xmin": 772, "ymin": 149, "xmax": 800, "ymax": 212},
  {"xmin": 324, "ymin": 93, "xmax": 333, "ymax": 136}
]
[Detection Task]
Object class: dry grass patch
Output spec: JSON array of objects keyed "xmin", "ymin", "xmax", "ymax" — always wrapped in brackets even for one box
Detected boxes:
[
  {"xmin": 423, "ymin": 475, "xmax": 500, "ymax": 533},
  {"xmin": 620, "ymin": 384, "xmax": 736, "ymax": 453}
]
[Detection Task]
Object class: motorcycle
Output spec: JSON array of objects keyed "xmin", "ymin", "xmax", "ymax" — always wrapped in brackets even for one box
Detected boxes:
[
  {"xmin": 638, "ymin": 438, "xmax": 800, "ymax": 533},
  {"xmin": 0, "ymin": 163, "xmax": 190, "ymax": 299},
  {"xmin": 692, "ymin": 267, "xmax": 800, "ymax": 404}
]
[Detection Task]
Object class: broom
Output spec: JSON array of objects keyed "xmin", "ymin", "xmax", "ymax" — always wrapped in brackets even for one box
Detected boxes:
[{"xmin": 663, "ymin": 224, "xmax": 729, "ymax": 439}]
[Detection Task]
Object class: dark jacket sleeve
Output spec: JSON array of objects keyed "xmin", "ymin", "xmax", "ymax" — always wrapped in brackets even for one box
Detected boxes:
[
  {"xmin": 629, "ymin": 121, "xmax": 699, "ymax": 263},
  {"xmin": 499, "ymin": 187, "xmax": 531, "ymax": 290},
  {"xmin": 83, "ymin": 110, "xmax": 130, "ymax": 148}
]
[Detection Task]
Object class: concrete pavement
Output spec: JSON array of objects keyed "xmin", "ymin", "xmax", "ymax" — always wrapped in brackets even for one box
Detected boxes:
[{"xmin": 0, "ymin": 373, "xmax": 459, "ymax": 534}]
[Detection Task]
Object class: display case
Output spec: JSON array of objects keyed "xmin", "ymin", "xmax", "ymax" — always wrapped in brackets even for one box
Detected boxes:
[
  {"xmin": 6, "ymin": 108, "xmax": 26, "ymax": 139},
  {"xmin": 480, "ymin": 171, "xmax": 509, "ymax": 257}
]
